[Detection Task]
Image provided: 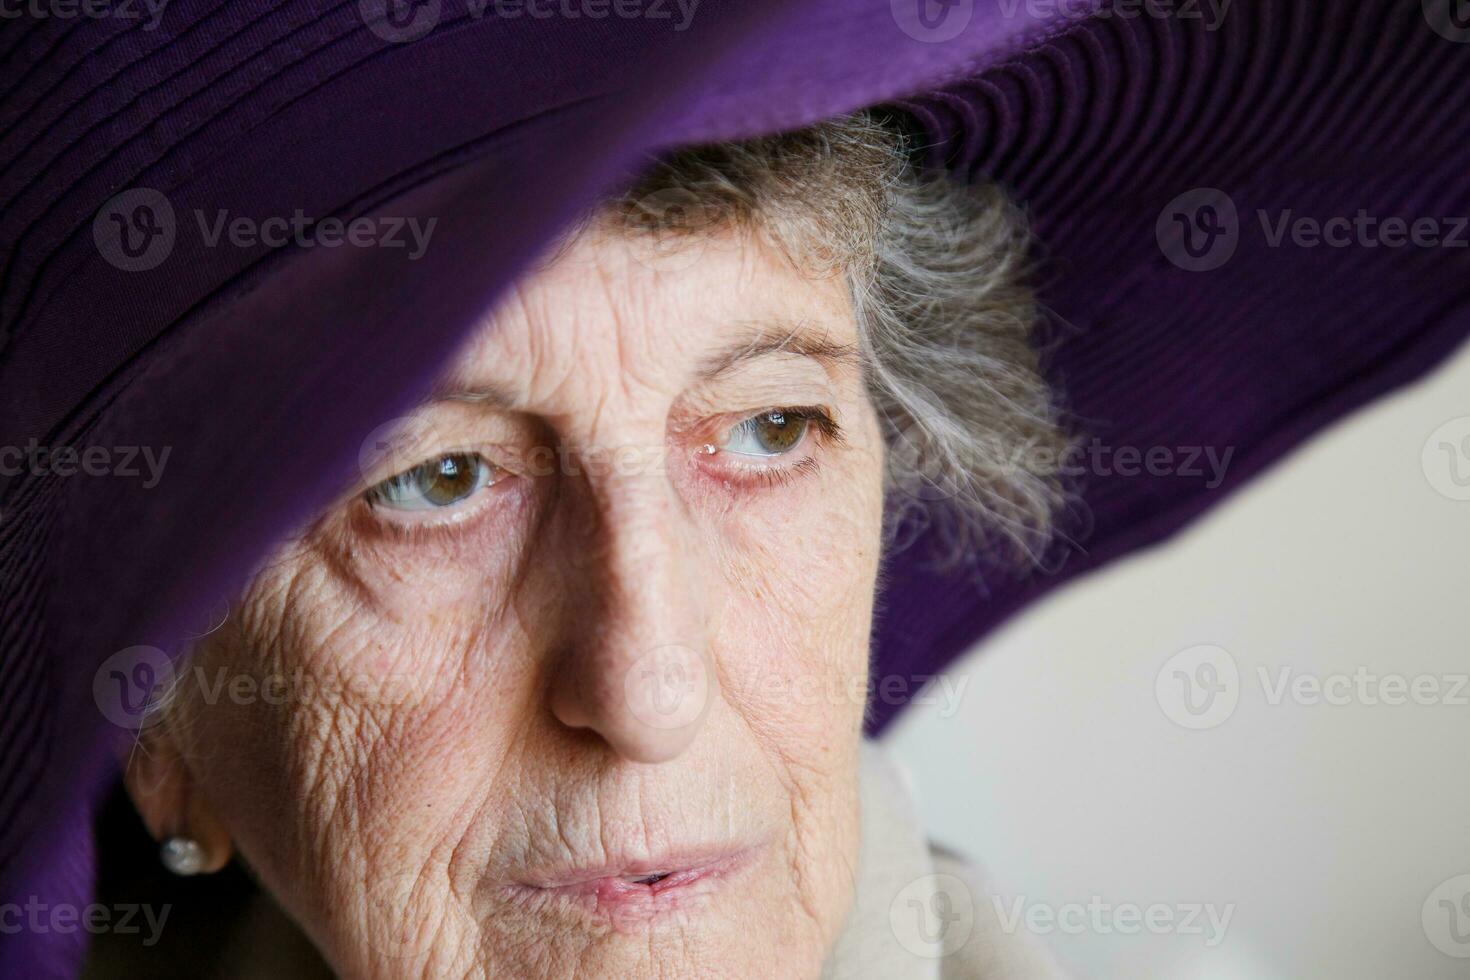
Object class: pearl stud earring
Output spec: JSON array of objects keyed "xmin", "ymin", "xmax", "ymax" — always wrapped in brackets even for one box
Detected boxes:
[{"xmin": 159, "ymin": 836, "xmax": 205, "ymax": 876}]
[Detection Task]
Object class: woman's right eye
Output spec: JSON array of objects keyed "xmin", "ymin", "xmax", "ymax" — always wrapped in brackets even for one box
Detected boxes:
[
  {"xmin": 365, "ymin": 453, "xmax": 498, "ymax": 512},
  {"xmin": 720, "ymin": 409, "xmax": 812, "ymax": 458}
]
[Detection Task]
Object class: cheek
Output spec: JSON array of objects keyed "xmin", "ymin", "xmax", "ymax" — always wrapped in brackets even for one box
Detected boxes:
[
  {"xmin": 712, "ymin": 415, "xmax": 886, "ymax": 741},
  {"xmin": 184, "ymin": 557, "xmax": 538, "ymax": 881},
  {"xmin": 327, "ymin": 477, "xmax": 541, "ymax": 616}
]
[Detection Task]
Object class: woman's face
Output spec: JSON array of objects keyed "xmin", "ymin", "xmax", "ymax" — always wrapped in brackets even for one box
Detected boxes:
[{"xmin": 135, "ymin": 221, "xmax": 887, "ymax": 978}]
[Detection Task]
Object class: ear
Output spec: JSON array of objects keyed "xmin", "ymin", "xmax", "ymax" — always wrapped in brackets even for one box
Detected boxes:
[{"xmin": 122, "ymin": 723, "xmax": 234, "ymax": 874}]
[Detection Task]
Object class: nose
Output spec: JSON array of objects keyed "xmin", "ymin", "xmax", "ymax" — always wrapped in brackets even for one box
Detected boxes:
[{"xmin": 548, "ymin": 481, "xmax": 714, "ymax": 764}]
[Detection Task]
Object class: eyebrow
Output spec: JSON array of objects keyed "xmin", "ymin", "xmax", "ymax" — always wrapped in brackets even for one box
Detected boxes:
[
  {"xmin": 427, "ymin": 319, "xmax": 860, "ymax": 407},
  {"xmin": 694, "ymin": 319, "xmax": 861, "ymax": 381},
  {"xmin": 427, "ymin": 377, "xmax": 522, "ymax": 408}
]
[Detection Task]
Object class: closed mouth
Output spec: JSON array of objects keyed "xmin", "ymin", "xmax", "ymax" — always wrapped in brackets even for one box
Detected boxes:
[{"xmin": 507, "ymin": 846, "xmax": 763, "ymax": 925}]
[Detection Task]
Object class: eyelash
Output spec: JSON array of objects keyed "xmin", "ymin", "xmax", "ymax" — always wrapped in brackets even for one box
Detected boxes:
[
  {"xmin": 704, "ymin": 405, "xmax": 842, "ymax": 487},
  {"xmin": 735, "ymin": 455, "xmax": 824, "ymax": 490},
  {"xmin": 357, "ymin": 404, "xmax": 843, "ymax": 537},
  {"xmin": 355, "ymin": 445, "xmax": 512, "ymax": 539},
  {"xmin": 777, "ymin": 405, "xmax": 843, "ymax": 444}
]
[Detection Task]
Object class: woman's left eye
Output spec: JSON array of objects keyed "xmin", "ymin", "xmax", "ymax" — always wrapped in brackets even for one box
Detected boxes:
[
  {"xmin": 366, "ymin": 453, "xmax": 496, "ymax": 511},
  {"xmin": 720, "ymin": 409, "xmax": 813, "ymax": 457}
]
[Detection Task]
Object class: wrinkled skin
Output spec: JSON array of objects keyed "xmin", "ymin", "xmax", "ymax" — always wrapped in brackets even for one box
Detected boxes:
[{"xmin": 127, "ymin": 221, "xmax": 887, "ymax": 979}]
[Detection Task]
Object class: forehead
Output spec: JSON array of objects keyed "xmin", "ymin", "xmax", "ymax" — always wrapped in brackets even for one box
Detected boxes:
[{"xmin": 440, "ymin": 221, "xmax": 859, "ymax": 407}]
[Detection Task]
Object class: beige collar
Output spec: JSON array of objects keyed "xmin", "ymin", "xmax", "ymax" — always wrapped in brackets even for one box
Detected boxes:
[
  {"xmin": 824, "ymin": 743, "xmax": 1067, "ymax": 980},
  {"xmin": 822, "ymin": 742, "xmax": 944, "ymax": 980}
]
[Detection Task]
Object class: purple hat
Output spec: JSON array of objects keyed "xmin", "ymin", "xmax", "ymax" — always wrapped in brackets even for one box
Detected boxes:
[{"xmin": 3, "ymin": 0, "xmax": 1468, "ymax": 973}]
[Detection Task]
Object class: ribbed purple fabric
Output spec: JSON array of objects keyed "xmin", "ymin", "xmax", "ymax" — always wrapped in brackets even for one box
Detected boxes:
[{"xmin": 2, "ymin": 1, "xmax": 1468, "ymax": 974}]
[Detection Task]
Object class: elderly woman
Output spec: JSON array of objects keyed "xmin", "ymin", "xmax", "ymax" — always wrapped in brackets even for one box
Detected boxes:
[
  {"xmin": 113, "ymin": 113, "xmax": 1068, "ymax": 978},
  {"xmin": 6, "ymin": 2, "xmax": 1463, "ymax": 978}
]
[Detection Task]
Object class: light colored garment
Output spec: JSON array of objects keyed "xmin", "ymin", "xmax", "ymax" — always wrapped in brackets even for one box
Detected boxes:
[{"xmin": 823, "ymin": 743, "xmax": 1068, "ymax": 980}]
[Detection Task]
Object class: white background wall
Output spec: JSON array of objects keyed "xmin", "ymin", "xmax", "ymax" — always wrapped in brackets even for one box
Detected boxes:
[{"xmin": 884, "ymin": 340, "xmax": 1470, "ymax": 979}]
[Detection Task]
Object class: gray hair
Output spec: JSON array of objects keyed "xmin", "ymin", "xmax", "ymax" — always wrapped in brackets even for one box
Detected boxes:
[{"xmin": 610, "ymin": 111, "xmax": 1070, "ymax": 568}]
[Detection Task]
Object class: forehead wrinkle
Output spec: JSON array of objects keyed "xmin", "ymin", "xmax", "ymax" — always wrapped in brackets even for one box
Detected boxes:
[
  {"xmin": 603, "ymin": 256, "xmax": 645, "ymax": 411},
  {"xmin": 536, "ymin": 246, "xmax": 662, "ymax": 415},
  {"xmin": 430, "ymin": 315, "xmax": 856, "ymax": 416},
  {"xmin": 526, "ymin": 281, "xmax": 585, "ymax": 408},
  {"xmin": 427, "ymin": 232, "xmax": 857, "ymax": 422},
  {"xmin": 427, "ymin": 281, "xmax": 540, "ymax": 408}
]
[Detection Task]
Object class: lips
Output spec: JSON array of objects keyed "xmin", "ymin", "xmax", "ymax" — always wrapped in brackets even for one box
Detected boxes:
[{"xmin": 509, "ymin": 846, "xmax": 763, "ymax": 927}]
